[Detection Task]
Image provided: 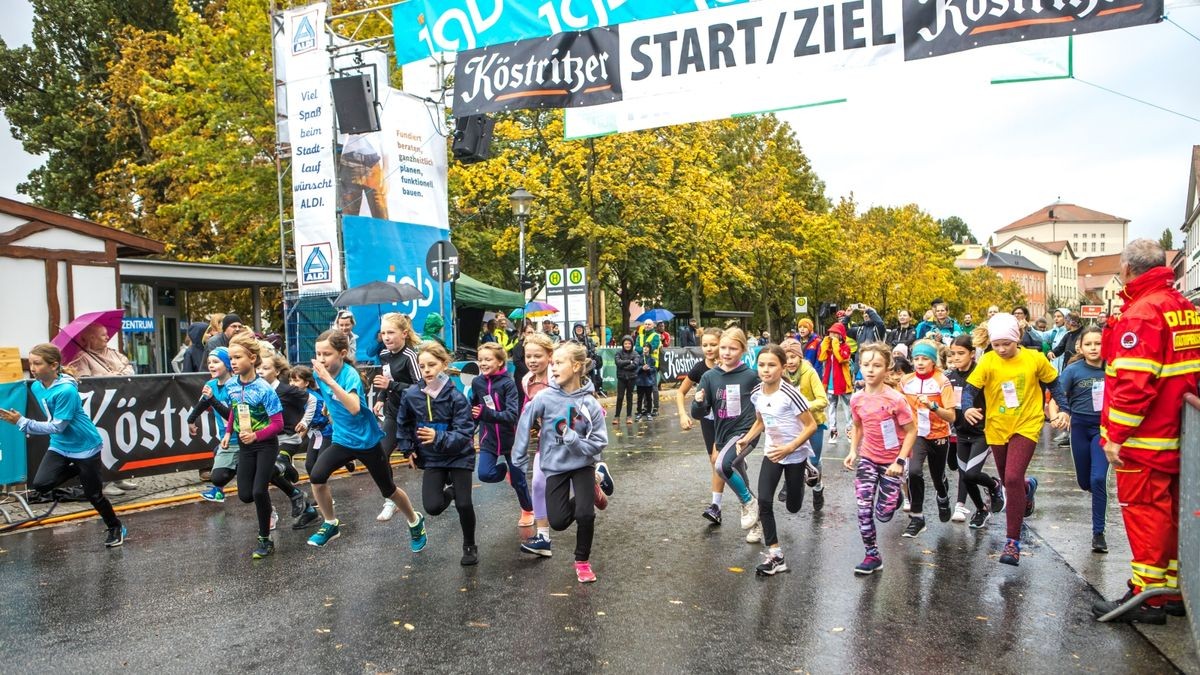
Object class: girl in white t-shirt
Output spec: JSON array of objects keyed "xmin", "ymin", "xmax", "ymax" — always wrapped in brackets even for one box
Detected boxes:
[{"xmin": 735, "ymin": 345, "xmax": 818, "ymax": 576}]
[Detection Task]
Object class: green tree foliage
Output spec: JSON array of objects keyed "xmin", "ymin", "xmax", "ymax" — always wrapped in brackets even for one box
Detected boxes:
[
  {"xmin": 1159, "ymin": 228, "xmax": 1174, "ymax": 251},
  {"xmin": 938, "ymin": 215, "xmax": 976, "ymax": 244},
  {"xmin": 950, "ymin": 268, "xmax": 1027, "ymax": 320}
]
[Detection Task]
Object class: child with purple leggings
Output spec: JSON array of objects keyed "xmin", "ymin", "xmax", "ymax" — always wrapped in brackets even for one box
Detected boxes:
[{"xmin": 843, "ymin": 344, "xmax": 917, "ymax": 576}]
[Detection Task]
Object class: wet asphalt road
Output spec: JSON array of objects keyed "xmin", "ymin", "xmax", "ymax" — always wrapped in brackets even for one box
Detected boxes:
[{"xmin": 0, "ymin": 409, "xmax": 1187, "ymax": 674}]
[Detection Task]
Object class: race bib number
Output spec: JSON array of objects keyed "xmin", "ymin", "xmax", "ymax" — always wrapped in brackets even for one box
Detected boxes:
[
  {"xmin": 881, "ymin": 419, "xmax": 900, "ymax": 449},
  {"xmin": 483, "ymin": 395, "xmax": 497, "ymax": 410},
  {"xmin": 953, "ymin": 386, "xmax": 964, "ymax": 408},
  {"xmin": 1001, "ymin": 381, "xmax": 1020, "ymax": 409},
  {"xmin": 724, "ymin": 385, "xmax": 742, "ymax": 417},
  {"xmin": 310, "ymin": 430, "xmax": 324, "ymax": 450},
  {"xmin": 237, "ymin": 403, "xmax": 252, "ymax": 430},
  {"xmin": 763, "ymin": 414, "xmax": 779, "ymax": 429},
  {"xmin": 1091, "ymin": 381, "xmax": 1104, "ymax": 413},
  {"xmin": 917, "ymin": 408, "xmax": 931, "ymax": 437}
]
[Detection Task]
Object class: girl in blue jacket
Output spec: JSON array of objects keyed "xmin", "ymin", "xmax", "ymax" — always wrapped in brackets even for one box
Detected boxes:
[
  {"xmin": 470, "ymin": 342, "xmax": 533, "ymax": 526},
  {"xmin": 0, "ymin": 344, "xmax": 125, "ymax": 547},
  {"xmin": 398, "ymin": 342, "xmax": 478, "ymax": 565}
]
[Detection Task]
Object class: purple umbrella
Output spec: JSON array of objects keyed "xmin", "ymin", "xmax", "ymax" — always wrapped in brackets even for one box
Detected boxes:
[{"xmin": 52, "ymin": 309, "xmax": 124, "ymax": 364}]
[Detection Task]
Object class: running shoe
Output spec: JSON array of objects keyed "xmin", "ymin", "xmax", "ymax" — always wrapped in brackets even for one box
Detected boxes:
[
  {"xmin": 104, "ymin": 524, "xmax": 127, "ymax": 548},
  {"xmin": 745, "ymin": 523, "xmax": 763, "ymax": 544},
  {"xmin": 200, "ymin": 485, "xmax": 225, "ymax": 503},
  {"xmin": 803, "ymin": 461, "xmax": 821, "ymax": 487},
  {"xmin": 999, "ymin": 538, "xmax": 1021, "ymax": 566},
  {"xmin": 854, "ymin": 555, "xmax": 883, "ymax": 575},
  {"xmin": 595, "ymin": 462, "xmax": 614, "ymax": 495},
  {"xmin": 969, "ymin": 510, "xmax": 990, "ymax": 529},
  {"xmin": 777, "ymin": 487, "xmax": 788, "ymax": 503},
  {"xmin": 518, "ymin": 510, "xmax": 535, "ymax": 527},
  {"xmin": 377, "ymin": 499, "xmax": 399, "ymax": 522},
  {"xmin": 112, "ymin": 479, "xmax": 138, "ymax": 491},
  {"xmin": 811, "ymin": 486, "xmax": 825, "ymax": 512},
  {"xmin": 575, "ymin": 561, "xmax": 597, "ymax": 583},
  {"xmin": 269, "ymin": 506, "xmax": 279, "ymax": 532},
  {"xmin": 102, "ymin": 483, "xmax": 125, "ymax": 498},
  {"xmin": 739, "ymin": 497, "xmax": 759, "ymax": 529},
  {"xmin": 308, "ymin": 521, "xmax": 341, "ymax": 548},
  {"xmin": 409, "ymin": 514, "xmax": 428, "ymax": 553},
  {"xmin": 756, "ymin": 552, "xmax": 789, "ymax": 576},
  {"xmin": 612, "ymin": 417, "xmax": 621, "ymax": 427},
  {"xmin": 951, "ymin": 503, "xmax": 969, "ymax": 523},
  {"xmin": 829, "ymin": 428, "xmax": 838, "ymax": 440},
  {"xmin": 593, "ymin": 483, "xmax": 608, "ymax": 511},
  {"xmin": 702, "ymin": 503, "xmax": 722, "ymax": 525},
  {"xmin": 1091, "ymin": 589, "xmax": 1167, "ymax": 625},
  {"xmin": 625, "ymin": 418, "xmax": 632, "ymax": 426},
  {"xmin": 288, "ymin": 489, "xmax": 307, "ymax": 518},
  {"xmin": 520, "ymin": 533, "xmax": 553, "ymax": 557},
  {"xmin": 293, "ymin": 507, "xmax": 321, "ymax": 530},
  {"xmin": 460, "ymin": 545, "xmax": 479, "ymax": 567},
  {"xmin": 937, "ymin": 496, "xmax": 953, "ymax": 523},
  {"xmin": 989, "ymin": 478, "xmax": 1005, "ymax": 513},
  {"xmin": 1092, "ymin": 532, "xmax": 1108, "ymax": 553},
  {"xmin": 1024, "ymin": 477, "xmax": 1038, "ymax": 518},
  {"xmin": 902, "ymin": 517, "xmax": 927, "ymax": 538},
  {"xmin": 252, "ymin": 536, "xmax": 275, "ymax": 559}
]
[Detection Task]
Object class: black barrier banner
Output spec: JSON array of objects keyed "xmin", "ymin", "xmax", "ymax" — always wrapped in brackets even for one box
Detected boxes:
[
  {"xmin": 453, "ymin": 26, "xmax": 624, "ymax": 115},
  {"xmin": 903, "ymin": 0, "xmax": 1162, "ymax": 60},
  {"xmin": 660, "ymin": 347, "xmax": 706, "ymax": 382}
]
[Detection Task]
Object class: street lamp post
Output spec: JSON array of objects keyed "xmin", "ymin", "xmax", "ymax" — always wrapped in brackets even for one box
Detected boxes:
[{"xmin": 509, "ymin": 188, "xmax": 534, "ymax": 299}]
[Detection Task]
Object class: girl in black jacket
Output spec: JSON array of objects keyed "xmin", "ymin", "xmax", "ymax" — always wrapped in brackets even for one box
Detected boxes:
[
  {"xmin": 470, "ymin": 343, "xmax": 533, "ymax": 525},
  {"xmin": 373, "ymin": 313, "xmax": 422, "ymax": 521},
  {"xmin": 612, "ymin": 335, "xmax": 642, "ymax": 425},
  {"xmin": 397, "ymin": 342, "xmax": 478, "ymax": 565}
]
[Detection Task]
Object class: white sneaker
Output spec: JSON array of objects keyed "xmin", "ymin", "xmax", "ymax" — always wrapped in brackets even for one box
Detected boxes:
[
  {"xmin": 377, "ymin": 499, "xmax": 399, "ymax": 522},
  {"xmin": 102, "ymin": 483, "xmax": 125, "ymax": 497},
  {"xmin": 902, "ymin": 497, "xmax": 912, "ymax": 513},
  {"xmin": 739, "ymin": 497, "xmax": 759, "ymax": 529},
  {"xmin": 951, "ymin": 503, "xmax": 969, "ymax": 523},
  {"xmin": 112, "ymin": 479, "xmax": 138, "ymax": 491},
  {"xmin": 745, "ymin": 523, "xmax": 764, "ymax": 543},
  {"xmin": 269, "ymin": 506, "xmax": 279, "ymax": 531}
]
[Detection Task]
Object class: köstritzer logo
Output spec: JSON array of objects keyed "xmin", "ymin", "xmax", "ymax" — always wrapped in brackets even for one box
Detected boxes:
[
  {"xmin": 303, "ymin": 244, "xmax": 332, "ymax": 284},
  {"xmin": 292, "ymin": 13, "xmax": 317, "ymax": 55}
]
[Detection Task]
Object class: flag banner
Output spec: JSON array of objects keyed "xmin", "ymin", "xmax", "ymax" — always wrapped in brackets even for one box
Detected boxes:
[
  {"xmin": 903, "ymin": 0, "xmax": 1163, "ymax": 60},
  {"xmin": 391, "ymin": 0, "xmax": 749, "ymax": 66},
  {"xmin": 453, "ymin": 27, "xmax": 624, "ymax": 115},
  {"xmin": 282, "ymin": 4, "xmax": 343, "ymax": 295}
]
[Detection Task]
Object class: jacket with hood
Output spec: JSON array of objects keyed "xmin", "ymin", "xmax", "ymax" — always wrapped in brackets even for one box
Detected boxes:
[
  {"xmin": 691, "ymin": 361, "xmax": 761, "ymax": 447},
  {"xmin": 819, "ymin": 324, "xmax": 854, "ymax": 395},
  {"xmin": 182, "ymin": 322, "xmax": 209, "ymax": 373},
  {"xmin": 614, "ymin": 336, "xmax": 642, "ymax": 381},
  {"xmin": 635, "ymin": 350, "xmax": 658, "ymax": 388},
  {"xmin": 422, "ymin": 313, "xmax": 447, "ymax": 347},
  {"xmin": 396, "ymin": 376, "xmax": 475, "ymax": 470},
  {"xmin": 379, "ymin": 345, "xmax": 421, "ymax": 416},
  {"xmin": 512, "ymin": 379, "xmax": 608, "ymax": 475},
  {"xmin": 469, "ymin": 370, "xmax": 520, "ymax": 456},
  {"xmin": 570, "ymin": 323, "xmax": 597, "ymax": 359}
]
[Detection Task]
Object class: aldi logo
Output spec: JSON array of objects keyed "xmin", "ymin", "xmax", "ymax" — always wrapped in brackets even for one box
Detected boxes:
[
  {"xmin": 292, "ymin": 13, "xmax": 318, "ymax": 55},
  {"xmin": 302, "ymin": 243, "xmax": 333, "ymax": 284}
]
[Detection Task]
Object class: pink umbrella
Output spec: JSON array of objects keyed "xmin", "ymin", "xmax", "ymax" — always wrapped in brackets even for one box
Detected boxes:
[{"xmin": 52, "ymin": 309, "xmax": 125, "ymax": 364}]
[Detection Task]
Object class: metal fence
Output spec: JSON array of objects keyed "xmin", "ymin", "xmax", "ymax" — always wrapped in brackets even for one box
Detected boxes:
[{"xmin": 284, "ymin": 291, "xmax": 338, "ymax": 366}]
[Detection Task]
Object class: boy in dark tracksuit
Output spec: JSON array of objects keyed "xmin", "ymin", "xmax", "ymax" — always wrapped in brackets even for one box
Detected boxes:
[
  {"xmin": 613, "ymin": 335, "xmax": 641, "ymax": 425},
  {"xmin": 635, "ymin": 345, "xmax": 658, "ymax": 421}
]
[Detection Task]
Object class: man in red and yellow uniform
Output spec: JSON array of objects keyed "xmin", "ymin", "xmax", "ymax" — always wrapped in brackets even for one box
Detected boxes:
[{"xmin": 1094, "ymin": 239, "xmax": 1200, "ymax": 624}]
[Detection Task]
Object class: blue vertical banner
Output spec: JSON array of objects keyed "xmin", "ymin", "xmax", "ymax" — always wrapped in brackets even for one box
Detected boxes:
[
  {"xmin": 343, "ymin": 216, "xmax": 454, "ymax": 361},
  {"xmin": 0, "ymin": 381, "xmax": 28, "ymax": 484}
]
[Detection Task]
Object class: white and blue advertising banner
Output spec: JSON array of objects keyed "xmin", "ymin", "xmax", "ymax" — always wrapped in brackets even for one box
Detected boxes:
[
  {"xmin": 391, "ymin": 0, "xmax": 749, "ymax": 66},
  {"xmin": 283, "ymin": 4, "xmax": 343, "ymax": 295}
]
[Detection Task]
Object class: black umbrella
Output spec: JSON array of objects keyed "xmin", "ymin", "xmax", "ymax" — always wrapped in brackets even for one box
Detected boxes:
[{"xmin": 334, "ymin": 281, "xmax": 424, "ymax": 307}]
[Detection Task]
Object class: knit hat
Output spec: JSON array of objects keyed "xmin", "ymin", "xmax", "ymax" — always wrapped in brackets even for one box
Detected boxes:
[
  {"xmin": 780, "ymin": 338, "xmax": 805, "ymax": 360},
  {"xmin": 222, "ymin": 314, "xmax": 243, "ymax": 331},
  {"xmin": 797, "ymin": 318, "xmax": 814, "ymax": 332},
  {"xmin": 987, "ymin": 313, "xmax": 1021, "ymax": 344},
  {"xmin": 911, "ymin": 341, "xmax": 939, "ymax": 361},
  {"xmin": 828, "ymin": 323, "xmax": 847, "ymax": 338},
  {"xmin": 892, "ymin": 343, "xmax": 909, "ymax": 359},
  {"xmin": 210, "ymin": 346, "xmax": 232, "ymax": 371}
]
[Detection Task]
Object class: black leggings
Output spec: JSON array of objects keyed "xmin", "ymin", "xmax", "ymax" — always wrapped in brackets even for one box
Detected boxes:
[
  {"xmin": 237, "ymin": 439, "xmax": 296, "ymax": 538},
  {"xmin": 32, "ymin": 451, "xmax": 120, "ymax": 529},
  {"xmin": 757, "ymin": 457, "xmax": 806, "ymax": 547},
  {"xmin": 700, "ymin": 418, "xmax": 715, "ymax": 455},
  {"xmin": 908, "ymin": 436, "xmax": 950, "ymax": 516},
  {"xmin": 213, "ymin": 463, "xmax": 296, "ymax": 494},
  {"xmin": 546, "ymin": 466, "xmax": 596, "ymax": 561},
  {"xmin": 636, "ymin": 386, "xmax": 653, "ymax": 414},
  {"xmin": 310, "ymin": 442, "xmax": 396, "ymax": 498},
  {"xmin": 955, "ymin": 435, "xmax": 997, "ymax": 511},
  {"xmin": 615, "ymin": 380, "xmax": 635, "ymax": 417},
  {"xmin": 421, "ymin": 467, "xmax": 476, "ymax": 546}
]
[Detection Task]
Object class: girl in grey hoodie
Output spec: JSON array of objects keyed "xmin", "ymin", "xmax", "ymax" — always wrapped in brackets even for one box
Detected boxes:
[{"xmin": 512, "ymin": 342, "xmax": 613, "ymax": 583}]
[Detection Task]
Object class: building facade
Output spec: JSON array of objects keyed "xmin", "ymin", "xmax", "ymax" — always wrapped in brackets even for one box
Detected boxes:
[
  {"xmin": 1180, "ymin": 146, "xmax": 1200, "ymax": 301},
  {"xmin": 992, "ymin": 202, "xmax": 1129, "ymax": 254},
  {"xmin": 994, "ymin": 236, "xmax": 1079, "ymax": 310},
  {"xmin": 955, "ymin": 248, "xmax": 1048, "ymax": 319}
]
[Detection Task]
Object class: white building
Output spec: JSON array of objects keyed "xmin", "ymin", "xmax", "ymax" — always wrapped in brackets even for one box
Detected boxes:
[
  {"xmin": 992, "ymin": 202, "xmax": 1129, "ymax": 256},
  {"xmin": 1179, "ymin": 145, "xmax": 1200, "ymax": 301},
  {"xmin": 995, "ymin": 236, "xmax": 1081, "ymax": 311}
]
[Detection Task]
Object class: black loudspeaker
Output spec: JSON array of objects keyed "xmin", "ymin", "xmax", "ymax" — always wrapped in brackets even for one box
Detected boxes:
[
  {"xmin": 452, "ymin": 114, "xmax": 495, "ymax": 164},
  {"xmin": 330, "ymin": 74, "xmax": 380, "ymax": 135}
]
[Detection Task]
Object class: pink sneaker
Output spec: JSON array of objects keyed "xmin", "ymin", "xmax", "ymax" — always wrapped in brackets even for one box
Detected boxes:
[
  {"xmin": 575, "ymin": 561, "xmax": 597, "ymax": 583},
  {"xmin": 518, "ymin": 510, "xmax": 535, "ymax": 527},
  {"xmin": 593, "ymin": 483, "xmax": 608, "ymax": 511}
]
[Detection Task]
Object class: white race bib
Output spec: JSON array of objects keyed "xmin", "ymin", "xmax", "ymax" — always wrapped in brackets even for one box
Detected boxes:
[
  {"xmin": 953, "ymin": 386, "xmax": 964, "ymax": 408},
  {"xmin": 237, "ymin": 403, "xmax": 252, "ymax": 430},
  {"xmin": 483, "ymin": 394, "xmax": 497, "ymax": 410},
  {"xmin": 881, "ymin": 419, "xmax": 900, "ymax": 449},
  {"xmin": 917, "ymin": 408, "xmax": 931, "ymax": 437},
  {"xmin": 310, "ymin": 429, "xmax": 324, "ymax": 450},
  {"xmin": 763, "ymin": 414, "xmax": 779, "ymax": 429},
  {"xmin": 725, "ymin": 384, "xmax": 742, "ymax": 417},
  {"xmin": 1001, "ymin": 381, "xmax": 1020, "ymax": 409},
  {"xmin": 1091, "ymin": 380, "xmax": 1105, "ymax": 413}
]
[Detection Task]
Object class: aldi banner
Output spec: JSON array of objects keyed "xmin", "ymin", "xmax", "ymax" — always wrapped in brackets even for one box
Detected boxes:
[
  {"xmin": 281, "ymin": 4, "xmax": 343, "ymax": 295},
  {"xmin": 391, "ymin": 0, "xmax": 749, "ymax": 66},
  {"xmin": 903, "ymin": 0, "xmax": 1163, "ymax": 60}
]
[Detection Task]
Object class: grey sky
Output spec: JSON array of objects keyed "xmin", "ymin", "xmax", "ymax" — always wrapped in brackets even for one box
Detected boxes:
[{"xmin": 2, "ymin": 1, "xmax": 1198, "ymax": 247}]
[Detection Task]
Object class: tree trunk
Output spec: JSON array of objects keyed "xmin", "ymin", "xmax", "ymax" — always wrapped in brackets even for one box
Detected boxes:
[{"xmin": 691, "ymin": 272, "xmax": 701, "ymax": 327}]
